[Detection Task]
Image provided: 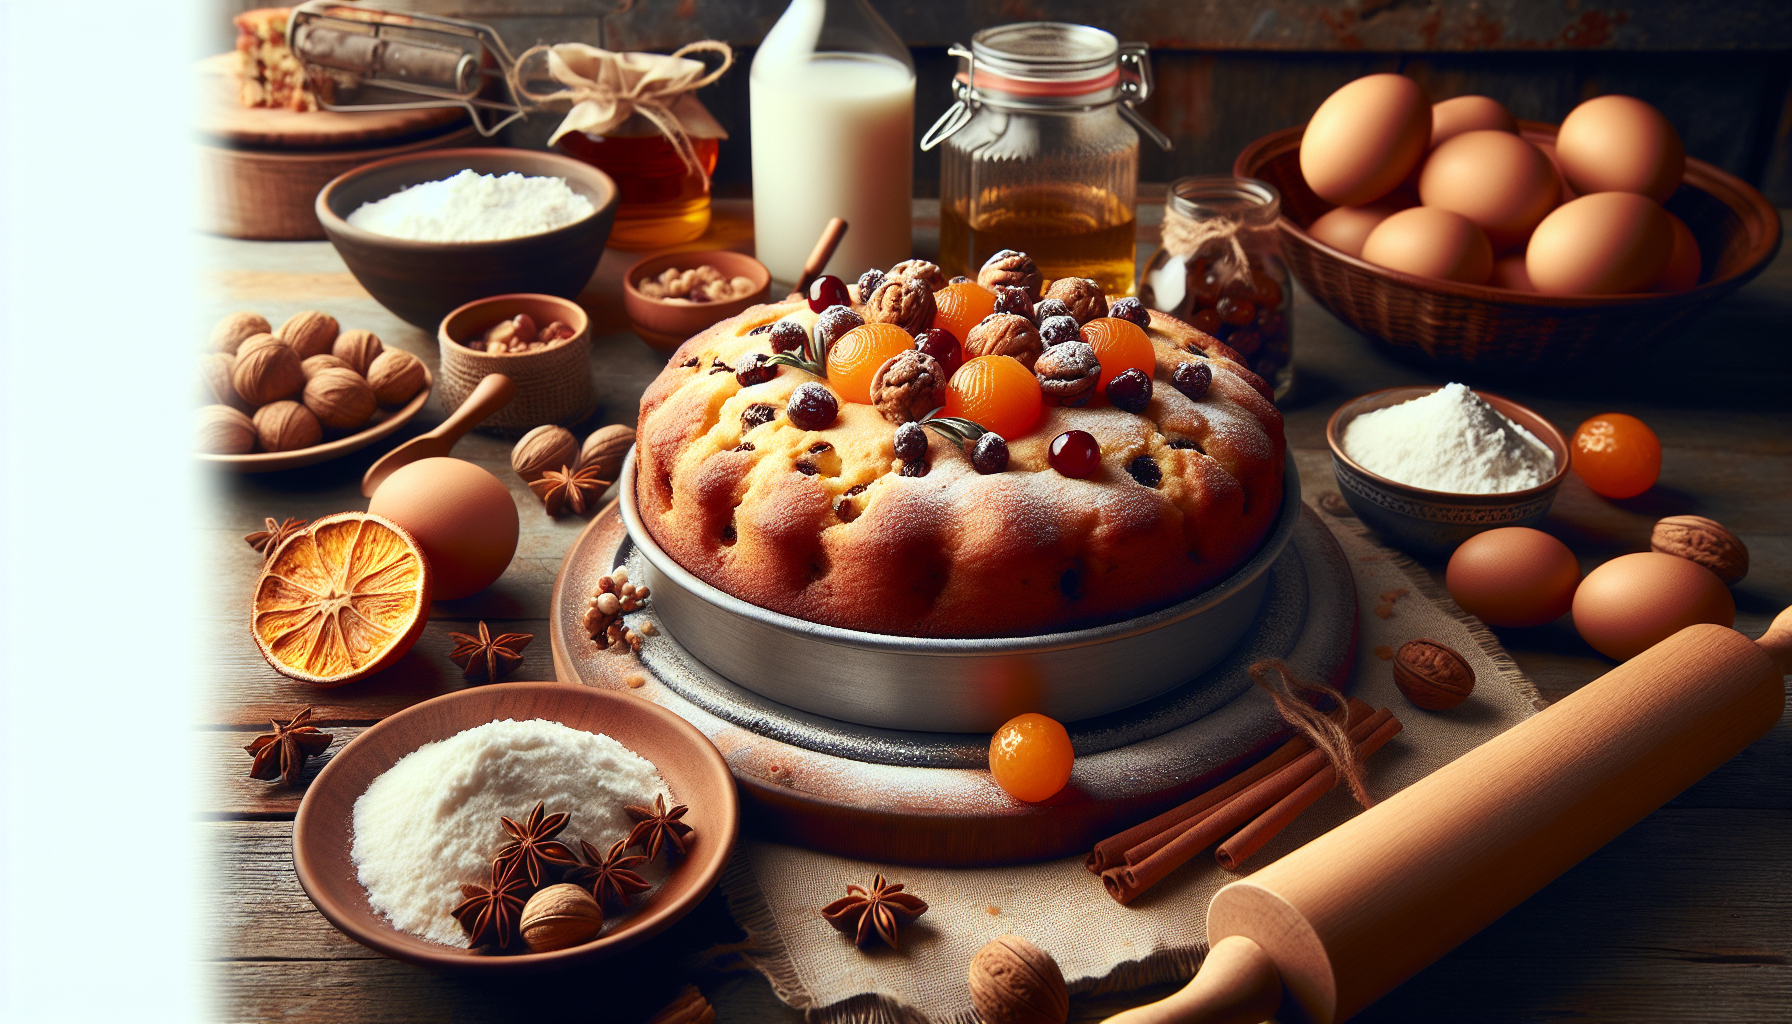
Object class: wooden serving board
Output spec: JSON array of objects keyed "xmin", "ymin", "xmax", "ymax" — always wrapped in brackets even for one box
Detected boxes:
[
  {"xmin": 197, "ymin": 53, "xmax": 464, "ymax": 150},
  {"xmin": 549, "ymin": 501, "xmax": 1359, "ymax": 866}
]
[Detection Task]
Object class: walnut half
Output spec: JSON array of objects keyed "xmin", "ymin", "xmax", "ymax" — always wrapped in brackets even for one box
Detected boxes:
[
  {"xmin": 964, "ymin": 313, "xmax": 1044, "ymax": 370},
  {"xmin": 865, "ymin": 276, "xmax": 936, "ymax": 336},
  {"xmin": 870, "ymin": 349, "xmax": 946, "ymax": 424}
]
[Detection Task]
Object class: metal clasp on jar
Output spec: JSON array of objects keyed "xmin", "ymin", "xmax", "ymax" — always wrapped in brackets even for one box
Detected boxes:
[{"xmin": 920, "ymin": 41, "xmax": 1172, "ymax": 152}]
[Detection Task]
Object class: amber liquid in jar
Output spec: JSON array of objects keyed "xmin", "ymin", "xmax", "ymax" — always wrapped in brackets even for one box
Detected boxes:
[
  {"xmin": 940, "ymin": 183, "xmax": 1136, "ymax": 297},
  {"xmin": 557, "ymin": 128, "xmax": 719, "ymax": 250}
]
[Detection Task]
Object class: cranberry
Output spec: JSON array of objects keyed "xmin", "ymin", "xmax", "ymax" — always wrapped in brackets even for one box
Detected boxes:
[
  {"xmin": 814, "ymin": 305, "xmax": 865, "ymax": 353},
  {"xmin": 769, "ymin": 319, "xmax": 808, "ymax": 353},
  {"xmin": 1105, "ymin": 367, "xmax": 1153, "ymax": 413},
  {"xmin": 1257, "ymin": 310, "xmax": 1286, "ymax": 340},
  {"xmin": 893, "ymin": 421, "xmax": 927, "ymax": 460},
  {"xmin": 915, "ymin": 328, "xmax": 963, "ymax": 378},
  {"xmin": 1171, "ymin": 361, "xmax": 1212, "ymax": 401},
  {"xmin": 1126, "ymin": 454, "xmax": 1162, "ymax": 488},
  {"xmin": 1048, "ymin": 430, "xmax": 1100, "ymax": 478},
  {"xmin": 1248, "ymin": 270, "xmax": 1284, "ymax": 308},
  {"xmin": 807, "ymin": 274, "xmax": 851, "ymax": 312},
  {"xmin": 1034, "ymin": 298, "xmax": 1073, "ymax": 322},
  {"xmin": 972, "ymin": 432, "xmax": 1009, "ymax": 474},
  {"xmin": 1216, "ymin": 296, "xmax": 1256, "ymax": 326},
  {"xmin": 735, "ymin": 352, "xmax": 778, "ymax": 386},
  {"xmin": 787, "ymin": 382, "xmax": 839, "ymax": 430},
  {"xmin": 1188, "ymin": 308, "xmax": 1223, "ymax": 335},
  {"xmin": 1108, "ymin": 296, "xmax": 1150, "ymax": 329},
  {"xmin": 857, "ymin": 268, "xmax": 885, "ymax": 302},
  {"xmin": 1192, "ymin": 267, "xmax": 1225, "ymax": 306},
  {"xmin": 1227, "ymin": 327, "xmax": 1262, "ymax": 357},
  {"xmin": 1039, "ymin": 315, "xmax": 1082, "ymax": 347},
  {"xmin": 993, "ymin": 285, "xmax": 1034, "ymax": 321}
]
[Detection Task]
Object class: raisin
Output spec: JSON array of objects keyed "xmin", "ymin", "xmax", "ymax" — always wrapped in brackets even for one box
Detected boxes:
[
  {"xmin": 731, "ymin": 442, "xmax": 756, "ymax": 452},
  {"xmin": 971, "ymin": 433, "xmax": 1009, "ymax": 474},
  {"xmin": 769, "ymin": 320, "xmax": 808, "ymax": 353},
  {"xmin": 1172, "ymin": 361, "xmax": 1212, "ymax": 401},
  {"xmin": 814, "ymin": 305, "xmax": 865, "ymax": 353},
  {"xmin": 993, "ymin": 285, "xmax": 1034, "ymax": 321},
  {"xmin": 1126, "ymin": 454, "xmax": 1162, "ymax": 487},
  {"xmin": 708, "ymin": 357, "xmax": 732, "ymax": 374},
  {"xmin": 1039, "ymin": 315, "xmax": 1082, "ymax": 348},
  {"xmin": 846, "ymin": 483, "xmax": 868, "ymax": 496},
  {"xmin": 1106, "ymin": 367, "xmax": 1153, "ymax": 414},
  {"xmin": 1034, "ymin": 298, "xmax": 1073, "ymax": 322},
  {"xmin": 749, "ymin": 323, "xmax": 772, "ymax": 335},
  {"xmin": 795, "ymin": 460, "xmax": 819, "ymax": 476},
  {"xmin": 857, "ymin": 268, "xmax": 885, "ymax": 301},
  {"xmin": 893, "ymin": 421, "xmax": 927, "ymax": 461},
  {"xmin": 1169, "ymin": 437, "xmax": 1206, "ymax": 453},
  {"xmin": 734, "ymin": 352, "xmax": 777, "ymax": 386},
  {"xmin": 680, "ymin": 357, "xmax": 700, "ymax": 368},
  {"xmin": 1109, "ymin": 296, "xmax": 1150, "ymax": 329},
  {"xmin": 899, "ymin": 458, "xmax": 930, "ymax": 478},
  {"xmin": 809, "ymin": 441, "xmax": 833, "ymax": 454},
  {"xmin": 740, "ymin": 403, "xmax": 777, "ymax": 431},
  {"xmin": 787, "ymin": 382, "xmax": 839, "ymax": 430}
]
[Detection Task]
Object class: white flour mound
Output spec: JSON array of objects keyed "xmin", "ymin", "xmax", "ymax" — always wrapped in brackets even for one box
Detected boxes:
[
  {"xmin": 1342, "ymin": 382, "xmax": 1555, "ymax": 494},
  {"xmin": 346, "ymin": 169, "xmax": 595, "ymax": 242},
  {"xmin": 350, "ymin": 718, "xmax": 669, "ymax": 947}
]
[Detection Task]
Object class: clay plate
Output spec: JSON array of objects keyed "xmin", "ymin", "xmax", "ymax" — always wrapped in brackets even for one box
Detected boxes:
[
  {"xmin": 623, "ymin": 249, "xmax": 773, "ymax": 352},
  {"xmin": 292, "ymin": 681, "xmax": 738, "ymax": 971},
  {"xmin": 197, "ymin": 366, "xmax": 433, "ymax": 473}
]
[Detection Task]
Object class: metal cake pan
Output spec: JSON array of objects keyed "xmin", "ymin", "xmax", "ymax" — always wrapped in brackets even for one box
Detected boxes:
[{"xmin": 619, "ymin": 450, "xmax": 1299, "ymax": 732}]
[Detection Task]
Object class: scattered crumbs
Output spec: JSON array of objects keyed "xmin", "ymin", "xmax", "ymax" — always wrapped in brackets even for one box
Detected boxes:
[
  {"xmin": 1373, "ymin": 587, "xmax": 1410, "ymax": 619},
  {"xmin": 985, "ymin": 905, "xmax": 1001, "ymax": 916},
  {"xmin": 1373, "ymin": 645, "xmax": 1394, "ymax": 660},
  {"xmin": 641, "ymin": 620, "xmax": 658, "ymax": 636},
  {"xmin": 625, "ymin": 673, "xmax": 647, "ymax": 688}
]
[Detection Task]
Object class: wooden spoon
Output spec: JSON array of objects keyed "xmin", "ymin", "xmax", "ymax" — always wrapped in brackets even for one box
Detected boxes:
[
  {"xmin": 360, "ymin": 373, "xmax": 515, "ymax": 497},
  {"xmin": 788, "ymin": 217, "xmax": 850, "ymax": 299}
]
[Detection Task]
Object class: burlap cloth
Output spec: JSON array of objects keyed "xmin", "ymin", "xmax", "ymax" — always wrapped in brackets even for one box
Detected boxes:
[{"xmin": 714, "ymin": 478, "xmax": 1546, "ymax": 1024}]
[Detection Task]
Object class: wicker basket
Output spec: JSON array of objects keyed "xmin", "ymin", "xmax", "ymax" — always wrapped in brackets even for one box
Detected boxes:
[
  {"xmin": 438, "ymin": 294, "xmax": 595, "ymax": 434},
  {"xmin": 1233, "ymin": 121, "xmax": 1782, "ymax": 374}
]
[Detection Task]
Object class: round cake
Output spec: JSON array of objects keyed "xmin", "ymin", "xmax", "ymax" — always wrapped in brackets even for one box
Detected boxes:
[{"xmin": 635, "ymin": 264, "xmax": 1285, "ymax": 639}]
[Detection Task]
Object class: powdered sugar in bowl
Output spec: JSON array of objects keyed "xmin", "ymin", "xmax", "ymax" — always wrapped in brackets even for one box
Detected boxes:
[{"xmin": 1325, "ymin": 385, "xmax": 1571, "ymax": 555}]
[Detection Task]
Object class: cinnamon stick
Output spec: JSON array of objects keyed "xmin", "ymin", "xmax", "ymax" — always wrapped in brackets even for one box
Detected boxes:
[
  {"xmin": 1214, "ymin": 713, "xmax": 1405, "ymax": 871},
  {"xmin": 1102, "ymin": 706, "xmax": 1393, "ymax": 905}
]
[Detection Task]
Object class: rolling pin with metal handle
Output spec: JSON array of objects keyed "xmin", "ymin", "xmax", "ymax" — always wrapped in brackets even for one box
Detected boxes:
[{"xmin": 1107, "ymin": 607, "xmax": 1792, "ymax": 1024}]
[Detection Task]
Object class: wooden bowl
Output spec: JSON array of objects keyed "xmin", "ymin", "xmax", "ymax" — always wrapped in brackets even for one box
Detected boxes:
[
  {"xmin": 317, "ymin": 149, "xmax": 619, "ymax": 329},
  {"xmin": 1234, "ymin": 122, "xmax": 1783, "ymax": 374},
  {"xmin": 292, "ymin": 681, "xmax": 738, "ymax": 972},
  {"xmin": 622, "ymin": 250, "xmax": 772, "ymax": 352},
  {"xmin": 439, "ymin": 294, "xmax": 594, "ymax": 433},
  {"xmin": 1325, "ymin": 386, "xmax": 1571, "ymax": 555},
  {"xmin": 197, "ymin": 365, "xmax": 433, "ymax": 473}
]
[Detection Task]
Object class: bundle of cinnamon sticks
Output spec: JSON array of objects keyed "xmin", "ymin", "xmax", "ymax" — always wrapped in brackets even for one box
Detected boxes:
[{"xmin": 1087, "ymin": 698, "xmax": 1403, "ymax": 904}]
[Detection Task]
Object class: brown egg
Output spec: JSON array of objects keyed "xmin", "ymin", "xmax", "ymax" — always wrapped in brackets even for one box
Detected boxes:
[
  {"xmin": 1301, "ymin": 74, "xmax": 1432, "ymax": 206},
  {"xmin": 1555, "ymin": 95, "xmax": 1685, "ymax": 203},
  {"xmin": 1533, "ymin": 139, "xmax": 1580, "ymax": 204},
  {"xmin": 1526, "ymin": 192, "xmax": 1673, "ymax": 295},
  {"xmin": 1446, "ymin": 528, "xmax": 1581, "ymax": 628},
  {"xmin": 1490, "ymin": 254, "xmax": 1535, "ymax": 292},
  {"xmin": 368, "ymin": 457, "xmax": 519, "ymax": 600},
  {"xmin": 1430, "ymin": 95, "xmax": 1516, "ymax": 148},
  {"xmin": 1419, "ymin": 131, "xmax": 1561, "ymax": 250},
  {"xmin": 1361, "ymin": 207, "xmax": 1493, "ymax": 284},
  {"xmin": 1308, "ymin": 201, "xmax": 1409, "ymax": 258},
  {"xmin": 1573, "ymin": 552, "xmax": 1734, "ymax": 661},
  {"xmin": 1651, "ymin": 212, "xmax": 1702, "ymax": 292}
]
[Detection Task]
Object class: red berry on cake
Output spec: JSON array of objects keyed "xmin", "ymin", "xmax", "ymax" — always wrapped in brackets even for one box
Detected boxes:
[
  {"xmin": 1049, "ymin": 430, "xmax": 1101, "ymax": 478},
  {"xmin": 787, "ymin": 383, "xmax": 839, "ymax": 431},
  {"xmin": 807, "ymin": 274, "xmax": 851, "ymax": 312}
]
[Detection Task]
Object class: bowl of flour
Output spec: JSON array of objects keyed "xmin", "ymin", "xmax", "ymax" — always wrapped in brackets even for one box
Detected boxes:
[
  {"xmin": 1326, "ymin": 384, "xmax": 1570, "ymax": 554},
  {"xmin": 318, "ymin": 148, "xmax": 619, "ymax": 328}
]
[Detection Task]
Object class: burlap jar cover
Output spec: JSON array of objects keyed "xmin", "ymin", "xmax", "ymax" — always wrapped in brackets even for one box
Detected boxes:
[{"xmin": 438, "ymin": 328, "xmax": 595, "ymax": 433}]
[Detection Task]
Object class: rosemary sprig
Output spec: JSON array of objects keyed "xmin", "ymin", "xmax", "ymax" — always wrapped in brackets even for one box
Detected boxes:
[
  {"xmin": 918, "ymin": 410, "xmax": 988, "ymax": 445},
  {"xmin": 766, "ymin": 351, "xmax": 824, "ymax": 376}
]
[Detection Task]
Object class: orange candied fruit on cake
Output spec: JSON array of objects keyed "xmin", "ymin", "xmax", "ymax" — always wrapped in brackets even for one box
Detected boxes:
[
  {"xmin": 931, "ymin": 282, "xmax": 997, "ymax": 344},
  {"xmin": 826, "ymin": 323, "xmax": 916, "ymax": 406},
  {"xmin": 945, "ymin": 354, "xmax": 1042, "ymax": 440},
  {"xmin": 1082, "ymin": 317, "xmax": 1156, "ymax": 395}
]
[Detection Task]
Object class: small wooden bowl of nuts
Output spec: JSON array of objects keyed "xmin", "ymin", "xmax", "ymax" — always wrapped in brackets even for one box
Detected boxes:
[
  {"xmin": 622, "ymin": 249, "xmax": 771, "ymax": 353},
  {"xmin": 438, "ymin": 294, "xmax": 594, "ymax": 434}
]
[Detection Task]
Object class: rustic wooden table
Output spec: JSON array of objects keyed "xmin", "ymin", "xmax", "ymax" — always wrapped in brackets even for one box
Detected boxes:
[{"xmin": 203, "ymin": 199, "xmax": 1791, "ymax": 1023}]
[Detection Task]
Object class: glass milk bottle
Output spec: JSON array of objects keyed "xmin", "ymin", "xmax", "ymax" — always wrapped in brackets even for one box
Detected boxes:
[{"xmin": 750, "ymin": 0, "xmax": 914, "ymax": 286}]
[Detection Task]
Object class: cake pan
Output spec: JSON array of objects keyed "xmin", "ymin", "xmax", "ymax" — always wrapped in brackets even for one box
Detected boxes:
[{"xmin": 619, "ymin": 450, "xmax": 1300, "ymax": 733}]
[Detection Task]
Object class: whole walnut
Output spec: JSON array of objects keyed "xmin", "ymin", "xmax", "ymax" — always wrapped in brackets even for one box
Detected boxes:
[
  {"xmin": 978, "ymin": 250, "xmax": 1043, "ymax": 301},
  {"xmin": 1651, "ymin": 515, "xmax": 1749, "ymax": 585},
  {"xmin": 886, "ymin": 259, "xmax": 948, "ymax": 293},
  {"xmin": 580, "ymin": 424, "xmax": 636, "ymax": 482},
  {"xmin": 196, "ymin": 405, "xmax": 255, "ymax": 454},
  {"xmin": 277, "ymin": 310, "xmax": 340, "ymax": 360},
  {"xmin": 865, "ymin": 276, "xmax": 937, "ymax": 336},
  {"xmin": 199, "ymin": 352, "xmax": 248, "ymax": 410},
  {"xmin": 210, "ymin": 311, "xmax": 271, "ymax": 354},
  {"xmin": 512, "ymin": 424, "xmax": 580, "ymax": 482},
  {"xmin": 968, "ymin": 935, "xmax": 1069, "ymax": 1024},
  {"xmin": 235, "ymin": 332, "xmax": 284, "ymax": 358},
  {"xmin": 965, "ymin": 313, "xmax": 1044, "ymax": 370},
  {"xmin": 301, "ymin": 354, "xmax": 353, "ymax": 379},
  {"xmin": 1044, "ymin": 277, "xmax": 1107, "ymax": 325},
  {"xmin": 252, "ymin": 401, "xmax": 322, "ymax": 453},
  {"xmin": 232, "ymin": 341, "xmax": 304, "ymax": 405},
  {"xmin": 302, "ymin": 367, "xmax": 377, "ymax": 430},
  {"xmin": 1393, "ymin": 639, "xmax": 1476, "ymax": 710},
  {"xmin": 366, "ymin": 349, "xmax": 427, "ymax": 405},
  {"xmin": 1033, "ymin": 341, "xmax": 1100, "ymax": 407},
  {"xmin": 815, "ymin": 305, "xmax": 866, "ymax": 352},
  {"xmin": 333, "ymin": 329, "xmax": 384, "ymax": 375},
  {"xmin": 870, "ymin": 349, "xmax": 947, "ymax": 424}
]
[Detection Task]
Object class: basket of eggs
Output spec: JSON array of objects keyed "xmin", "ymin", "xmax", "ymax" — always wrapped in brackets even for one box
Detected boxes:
[{"xmin": 1234, "ymin": 77, "xmax": 1782, "ymax": 373}]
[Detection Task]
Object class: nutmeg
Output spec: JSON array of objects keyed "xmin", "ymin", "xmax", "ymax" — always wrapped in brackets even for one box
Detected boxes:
[
  {"xmin": 333, "ymin": 329, "xmax": 384, "ymax": 375},
  {"xmin": 1033, "ymin": 341, "xmax": 1101, "ymax": 406},
  {"xmin": 870, "ymin": 349, "xmax": 946, "ymax": 424},
  {"xmin": 886, "ymin": 258, "xmax": 948, "ymax": 293},
  {"xmin": 196, "ymin": 405, "xmax": 255, "ymax": 454},
  {"xmin": 1651, "ymin": 515, "xmax": 1748, "ymax": 585},
  {"xmin": 232, "ymin": 341, "xmax": 304, "ymax": 405},
  {"xmin": 580, "ymin": 424, "xmax": 636, "ymax": 482},
  {"xmin": 1043, "ymin": 277, "xmax": 1107, "ymax": 325},
  {"xmin": 965, "ymin": 313, "xmax": 1044, "ymax": 370},
  {"xmin": 199, "ymin": 352, "xmax": 248, "ymax": 410},
  {"xmin": 1392, "ymin": 639, "xmax": 1476, "ymax": 710},
  {"xmin": 512, "ymin": 425, "xmax": 580, "ymax": 482},
  {"xmin": 865, "ymin": 276, "xmax": 937, "ymax": 336},
  {"xmin": 277, "ymin": 310, "xmax": 340, "ymax": 360},
  {"xmin": 252, "ymin": 400, "xmax": 322, "ymax": 453},
  {"xmin": 968, "ymin": 935, "xmax": 1069, "ymax": 1024},
  {"xmin": 519, "ymin": 883, "xmax": 603, "ymax": 952},
  {"xmin": 302, "ymin": 368, "xmax": 376, "ymax": 431},
  {"xmin": 978, "ymin": 249, "xmax": 1043, "ymax": 301},
  {"xmin": 210, "ymin": 311, "xmax": 271, "ymax": 354},
  {"xmin": 301, "ymin": 354, "xmax": 353, "ymax": 380},
  {"xmin": 366, "ymin": 349, "xmax": 427, "ymax": 405}
]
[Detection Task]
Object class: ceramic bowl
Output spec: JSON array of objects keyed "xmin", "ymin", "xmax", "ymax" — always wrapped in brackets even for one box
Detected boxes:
[
  {"xmin": 293, "ymin": 682, "xmax": 738, "ymax": 972},
  {"xmin": 622, "ymin": 249, "xmax": 773, "ymax": 352},
  {"xmin": 438, "ymin": 294, "xmax": 594, "ymax": 432},
  {"xmin": 317, "ymin": 148, "xmax": 619, "ymax": 329},
  {"xmin": 1325, "ymin": 386, "xmax": 1571, "ymax": 555}
]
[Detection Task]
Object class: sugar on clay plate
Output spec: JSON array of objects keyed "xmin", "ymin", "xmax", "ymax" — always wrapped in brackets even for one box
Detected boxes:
[{"xmin": 292, "ymin": 681, "xmax": 737, "ymax": 971}]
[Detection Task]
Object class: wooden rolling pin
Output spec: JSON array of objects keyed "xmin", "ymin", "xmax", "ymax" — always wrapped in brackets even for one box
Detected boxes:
[{"xmin": 1107, "ymin": 609, "xmax": 1792, "ymax": 1024}]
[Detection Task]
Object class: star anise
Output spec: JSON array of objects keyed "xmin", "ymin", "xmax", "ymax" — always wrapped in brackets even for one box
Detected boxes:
[
  {"xmin": 821, "ymin": 874, "xmax": 929, "ymax": 950},
  {"xmin": 494, "ymin": 800, "xmax": 578, "ymax": 887},
  {"xmin": 625, "ymin": 793, "xmax": 694, "ymax": 863},
  {"xmin": 450, "ymin": 856, "xmax": 530, "ymax": 950},
  {"xmin": 562, "ymin": 838, "xmax": 651, "ymax": 908},
  {"xmin": 528, "ymin": 463, "xmax": 612, "ymax": 516},
  {"xmin": 244, "ymin": 517, "xmax": 307, "ymax": 562},
  {"xmin": 446, "ymin": 621, "xmax": 533, "ymax": 682},
  {"xmin": 244, "ymin": 706, "xmax": 333, "ymax": 786}
]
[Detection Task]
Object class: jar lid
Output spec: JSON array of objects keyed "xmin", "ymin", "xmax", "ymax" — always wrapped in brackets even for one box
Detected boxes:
[{"xmin": 963, "ymin": 22, "xmax": 1120, "ymax": 98}]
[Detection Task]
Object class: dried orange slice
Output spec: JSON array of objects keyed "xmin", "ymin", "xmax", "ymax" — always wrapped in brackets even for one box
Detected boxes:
[{"xmin": 251, "ymin": 512, "xmax": 431, "ymax": 686}]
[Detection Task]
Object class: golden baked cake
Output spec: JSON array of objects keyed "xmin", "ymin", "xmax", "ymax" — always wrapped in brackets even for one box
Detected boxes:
[{"xmin": 635, "ymin": 254, "xmax": 1284, "ymax": 638}]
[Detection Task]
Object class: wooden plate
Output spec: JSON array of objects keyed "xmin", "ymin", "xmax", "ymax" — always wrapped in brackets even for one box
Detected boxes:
[
  {"xmin": 197, "ymin": 366, "xmax": 432, "ymax": 473},
  {"xmin": 196, "ymin": 53, "xmax": 465, "ymax": 149},
  {"xmin": 292, "ymin": 681, "xmax": 739, "ymax": 972}
]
